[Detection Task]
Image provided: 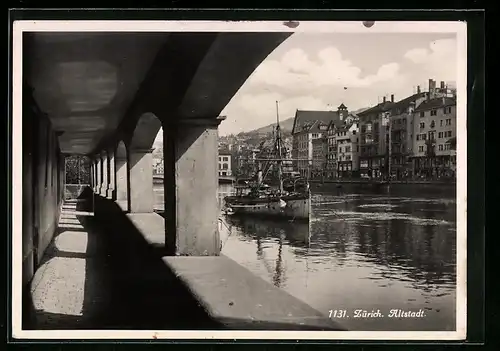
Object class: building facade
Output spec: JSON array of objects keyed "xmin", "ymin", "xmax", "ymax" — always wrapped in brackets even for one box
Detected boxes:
[
  {"xmin": 387, "ymin": 90, "xmax": 428, "ymax": 179},
  {"xmin": 291, "ymin": 104, "xmax": 348, "ymax": 178},
  {"xmin": 336, "ymin": 122, "xmax": 360, "ymax": 177},
  {"xmin": 218, "ymin": 151, "xmax": 232, "ymax": 177},
  {"xmin": 412, "ymin": 96, "xmax": 457, "ymax": 179},
  {"xmin": 357, "ymin": 97, "xmax": 395, "ymax": 178},
  {"xmin": 311, "ymin": 136, "xmax": 327, "ymax": 178}
]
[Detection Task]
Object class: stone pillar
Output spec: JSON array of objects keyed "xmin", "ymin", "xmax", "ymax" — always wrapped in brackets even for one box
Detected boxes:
[
  {"xmin": 100, "ymin": 152, "xmax": 108, "ymax": 196},
  {"xmin": 115, "ymin": 151, "xmax": 128, "ymax": 203},
  {"xmin": 129, "ymin": 148, "xmax": 154, "ymax": 213},
  {"xmin": 164, "ymin": 117, "xmax": 224, "ymax": 256},
  {"xmin": 90, "ymin": 163, "xmax": 94, "ymax": 189},
  {"xmin": 95, "ymin": 158, "xmax": 102, "ymax": 193},
  {"xmin": 107, "ymin": 149, "xmax": 116, "ymax": 200}
]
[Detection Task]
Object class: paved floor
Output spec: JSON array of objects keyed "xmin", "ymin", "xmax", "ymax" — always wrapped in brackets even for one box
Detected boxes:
[
  {"xmin": 26, "ymin": 197, "xmax": 220, "ymax": 330},
  {"xmin": 26, "ymin": 195, "xmax": 343, "ymax": 331}
]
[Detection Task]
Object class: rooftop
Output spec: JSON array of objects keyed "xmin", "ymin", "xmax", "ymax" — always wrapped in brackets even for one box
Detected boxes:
[
  {"xmin": 292, "ymin": 109, "xmax": 345, "ymax": 134},
  {"xmin": 414, "ymin": 96, "xmax": 456, "ymax": 112},
  {"xmin": 357, "ymin": 101, "xmax": 394, "ymax": 117},
  {"xmin": 389, "ymin": 92, "xmax": 428, "ymax": 114}
]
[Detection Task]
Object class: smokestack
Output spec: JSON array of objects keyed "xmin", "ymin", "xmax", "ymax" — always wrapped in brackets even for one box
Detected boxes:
[
  {"xmin": 417, "ymin": 85, "xmax": 421, "ymax": 94},
  {"xmin": 383, "ymin": 96, "xmax": 386, "ymax": 103},
  {"xmin": 440, "ymin": 81, "xmax": 445, "ymax": 89},
  {"xmin": 391, "ymin": 94, "xmax": 394, "ymax": 103}
]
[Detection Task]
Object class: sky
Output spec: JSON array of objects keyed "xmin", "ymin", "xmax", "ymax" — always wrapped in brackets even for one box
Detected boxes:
[{"xmin": 155, "ymin": 30, "xmax": 457, "ymax": 143}]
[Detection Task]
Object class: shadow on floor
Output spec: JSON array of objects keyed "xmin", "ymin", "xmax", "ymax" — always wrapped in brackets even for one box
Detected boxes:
[{"xmin": 24, "ymin": 187, "xmax": 341, "ymax": 331}]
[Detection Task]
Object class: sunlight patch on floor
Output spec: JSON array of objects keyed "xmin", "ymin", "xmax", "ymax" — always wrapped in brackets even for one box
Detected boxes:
[
  {"xmin": 54, "ymin": 231, "xmax": 89, "ymax": 254},
  {"xmin": 31, "ymin": 256, "xmax": 87, "ymax": 316}
]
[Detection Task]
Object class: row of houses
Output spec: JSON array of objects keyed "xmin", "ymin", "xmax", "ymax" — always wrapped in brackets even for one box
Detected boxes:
[{"xmin": 292, "ymin": 79, "xmax": 457, "ymax": 180}]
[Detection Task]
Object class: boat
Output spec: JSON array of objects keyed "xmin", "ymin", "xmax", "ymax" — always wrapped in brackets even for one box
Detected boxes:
[{"xmin": 223, "ymin": 101, "xmax": 311, "ymax": 221}]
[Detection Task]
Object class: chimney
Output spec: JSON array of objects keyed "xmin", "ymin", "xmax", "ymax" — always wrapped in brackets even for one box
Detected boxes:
[
  {"xmin": 391, "ymin": 94, "xmax": 394, "ymax": 103},
  {"xmin": 429, "ymin": 79, "xmax": 436, "ymax": 96},
  {"xmin": 417, "ymin": 85, "xmax": 421, "ymax": 94},
  {"xmin": 383, "ymin": 96, "xmax": 386, "ymax": 103},
  {"xmin": 440, "ymin": 81, "xmax": 445, "ymax": 89}
]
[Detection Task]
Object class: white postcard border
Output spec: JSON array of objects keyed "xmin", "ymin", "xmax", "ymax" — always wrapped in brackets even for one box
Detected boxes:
[{"xmin": 11, "ymin": 19, "xmax": 468, "ymax": 341}]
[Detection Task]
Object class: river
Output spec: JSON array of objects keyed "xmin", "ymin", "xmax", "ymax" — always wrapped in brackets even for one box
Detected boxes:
[{"xmin": 154, "ymin": 182, "xmax": 457, "ymax": 331}]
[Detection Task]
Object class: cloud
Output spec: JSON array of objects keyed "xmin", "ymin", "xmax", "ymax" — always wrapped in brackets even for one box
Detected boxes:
[
  {"xmin": 219, "ymin": 92, "xmax": 329, "ymax": 135},
  {"xmin": 248, "ymin": 46, "xmax": 400, "ymax": 90},
  {"xmin": 403, "ymin": 38, "xmax": 457, "ymax": 83}
]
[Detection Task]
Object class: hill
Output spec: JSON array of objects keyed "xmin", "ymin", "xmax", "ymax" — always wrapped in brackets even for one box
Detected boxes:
[{"xmin": 244, "ymin": 116, "xmax": 295, "ymax": 135}]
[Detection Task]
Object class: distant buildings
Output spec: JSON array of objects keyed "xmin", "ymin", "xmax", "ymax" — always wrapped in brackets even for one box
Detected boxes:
[
  {"xmin": 289, "ymin": 78, "xmax": 457, "ymax": 180},
  {"xmin": 292, "ymin": 104, "xmax": 348, "ymax": 178},
  {"xmin": 217, "ymin": 78, "xmax": 457, "ymax": 182},
  {"xmin": 411, "ymin": 94, "xmax": 457, "ymax": 178},
  {"xmin": 336, "ymin": 121, "xmax": 360, "ymax": 177},
  {"xmin": 218, "ymin": 150, "xmax": 232, "ymax": 177}
]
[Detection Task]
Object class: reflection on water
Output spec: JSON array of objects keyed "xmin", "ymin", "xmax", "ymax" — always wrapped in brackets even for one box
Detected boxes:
[
  {"xmin": 217, "ymin": 183, "xmax": 457, "ymax": 331},
  {"xmin": 153, "ymin": 183, "xmax": 457, "ymax": 331}
]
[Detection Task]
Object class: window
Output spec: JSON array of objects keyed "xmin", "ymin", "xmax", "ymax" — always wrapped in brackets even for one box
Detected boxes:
[
  {"xmin": 430, "ymin": 110, "xmax": 437, "ymax": 116},
  {"xmin": 420, "ymin": 111, "xmax": 425, "ymax": 117},
  {"xmin": 346, "ymin": 146, "xmax": 351, "ymax": 152},
  {"xmin": 403, "ymin": 118, "xmax": 407, "ymax": 124},
  {"xmin": 438, "ymin": 132, "xmax": 443, "ymax": 138},
  {"xmin": 352, "ymin": 130, "xmax": 356, "ymax": 135},
  {"xmin": 357, "ymin": 145, "xmax": 359, "ymax": 152},
  {"xmin": 222, "ymin": 163, "xmax": 228, "ymax": 170},
  {"xmin": 440, "ymin": 120, "xmax": 444, "ymax": 127},
  {"xmin": 346, "ymin": 155, "xmax": 351, "ymax": 161},
  {"xmin": 445, "ymin": 144, "xmax": 451, "ymax": 150},
  {"xmin": 428, "ymin": 131, "xmax": 436, "ymax": 140},
  {"xmin": 419, "ymin": 145, "xmax": 424, "ymax": 152},
  {"xmin": 422, "ymin": 133, "xmax": 427, "ymax": 140},
  {"xmin": 444, "ymin": 106, "xmax": 452, "ymax": 114},
  {"xmin": 416, "ymin": 135, "xmax": 420, "ymax": 141},
  {"xmin": 438, "ymin": 144, "xmax": 444, "ymax": 151},
  {"xmin": 419, "ymin": 122, "xmax": 425, "ymax": 129},
  {"xmin": 430, "ymin": 120, "xmax": 435, "ymax": 128},
  {"xmin": 446, "ymin": 118, "xmax": 452, "ymax": 126}
]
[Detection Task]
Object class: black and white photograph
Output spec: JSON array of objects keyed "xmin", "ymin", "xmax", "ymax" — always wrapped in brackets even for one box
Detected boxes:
[{"xmin": 12, "ymin": 20, "xmax": 467, "ymax": 340}]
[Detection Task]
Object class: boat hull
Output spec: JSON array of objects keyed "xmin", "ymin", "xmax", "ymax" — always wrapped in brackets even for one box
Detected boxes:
[{"xmin": 224, "ymin": 195, "xmax": 310, "ymax": 220}]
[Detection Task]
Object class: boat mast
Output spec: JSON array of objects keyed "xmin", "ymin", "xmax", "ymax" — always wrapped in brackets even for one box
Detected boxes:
[
  {"xmin": 387, "ymin": 112, "xmax": 392, "ymax": 180},
  {"xmin": 276, "ymin": 101, "xmax": 284, "ymax": 194}
]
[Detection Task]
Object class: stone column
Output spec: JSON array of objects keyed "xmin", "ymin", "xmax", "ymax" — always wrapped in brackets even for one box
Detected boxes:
[
  {"xmin": 95, "ymin": 157, "xmax": 102, "ymax": 194},
  {"xmin": 90, "ymin": 163, "xmax": 94, "ymax": 189},
  {"xmin": 164, "ymin": 117, "xmax": 224, "ymax": 256},
  {"xmin": 115, "ymin": 150, "xmax": 128, "ymax": 203},
  {"xmin": 100, "ymin": 152, "xmax": 108, "ymax": 196},
  {"xmin": 107, "ymin": 149, "xmax": 116, "ymax": 200},
  {"xmin": 128, "ymin": 148, "xmax": 154, "ymax": 213}
]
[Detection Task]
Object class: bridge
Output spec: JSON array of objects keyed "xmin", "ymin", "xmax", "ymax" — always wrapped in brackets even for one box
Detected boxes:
[{"xmin": 18, "ymin": 30, "xmax": 343, "ymax": 333}]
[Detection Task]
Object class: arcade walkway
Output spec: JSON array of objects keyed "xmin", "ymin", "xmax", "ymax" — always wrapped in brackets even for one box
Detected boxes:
[
  {"xmin": 20, "ymin": 31, "xmax": 344, "ymax": 332},
  {"xmin": 24, "ymin": 192, "xmax": 344, "ymax": 331}
]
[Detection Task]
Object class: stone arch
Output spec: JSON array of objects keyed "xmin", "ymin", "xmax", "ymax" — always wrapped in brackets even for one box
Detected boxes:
[
  {"xmin": 115, "ymin": 140, "xmax": 129, "ymax": 210},
  {"xmin": 129, "ymin": 112, "xmax": 162, "ymax": 152},
  {"xmin": 127, "ymin": 112, "xmax": 162, "ymax": 213}
]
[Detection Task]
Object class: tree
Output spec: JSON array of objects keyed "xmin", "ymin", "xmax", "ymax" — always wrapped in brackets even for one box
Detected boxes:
[{"xmin": 65, "ymin": 155, "xmax": 90, "ymax": 184}]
